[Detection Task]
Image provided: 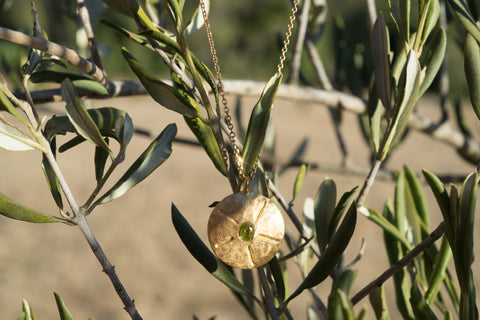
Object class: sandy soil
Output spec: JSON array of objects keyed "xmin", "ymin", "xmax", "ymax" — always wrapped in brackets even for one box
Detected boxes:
[{"xmin": 0, "ymin": 93, "xmax": 478, "ymax": 319}]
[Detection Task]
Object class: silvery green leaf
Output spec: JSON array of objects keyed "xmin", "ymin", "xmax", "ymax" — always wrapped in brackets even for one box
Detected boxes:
[
  {"xmin": 30, "ymin": 71, "xmax": 108, "ymax": 96},
  {"xmin": 0, "ymin": 192, "xmax": 63, "ymax": 223},
  {"xmin": 0, "ymin": 87, "xmax": 28, "ymax": 125},
  {"xmin": 418, "ymin": 28, "xmax": 446, "ymax": 98},
  {"xmin": 380, "ymin": 50, "xmax": 420, "ymax": 160},
  {"xmin": 17, "ymin": 300, "xmax": 37, "ymax": 320},
  {"xmin": 464, "ymin": 33, "xmax": 480, "ymax": 121},
  {"xmin": 314, "ymin": 179, "xmax": 337, "ymax": 253},
  {"xmin": 292, "ymin": 164, "xmax": 308, "ymax": 202},
  {"xmin": 369, "ymin": 286, "xmax": 392, "ymax": 320},
  {"xmin": 93, "ymin": 123, "xmax": 177, "ymax": 205},
  {"xmin": 0, "ymin": 117, "xmax": 36, "ymax": 151},
  {"xmin": 242, "ymin": 72, "xmax": 282, "ymax": 177},
  {"xmin": 61, "ymin": 79, "xmax": 112, "ymax": 154},
  {"xmin": 419, "ymin": 0, "xmax": 440, "ymax": 47}
]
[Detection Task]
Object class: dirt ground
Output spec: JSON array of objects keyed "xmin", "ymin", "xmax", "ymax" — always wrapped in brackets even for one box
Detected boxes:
[{"xmin": 0, "ymin": 93, "xmax": 478, "ymax": 319}]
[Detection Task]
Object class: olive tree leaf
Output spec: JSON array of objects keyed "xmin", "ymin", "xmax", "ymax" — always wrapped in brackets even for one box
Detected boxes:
[
  {"xmin": 369, "ymin": 286, "xmax": 392, "ymax": 320},
  {"xmin": 53, "ymin": 292, "xmax": 76, "ymax": 320},
  {"xmin": 93, "ymin": 123, "xmax": 177, "ymax": 205},
  {"xmin": 373, "ymin": 13, "xmax": 392, "ymax": 112},
  {"xmin": 121, "ymin": 48, "xmax": 200, "ymax": 117},
  {"xmin": 287, "ymin": 202, "xmax": 357, "ymax": 303},
  {"xmin": 17, "ymin": 300, "xmax": 37, "ymax": 320},
  {"xmin": 185, "ymin": 0, "xmax": 209, "ymax": 36},
  {"xmin": 419, "ymin": 0, "xmax": 440, "ymax": 47},
  {"xmin": 61, "ymin": 79, "xmax": 112, "ymax": 154},
  {"xmin": 292, "ymin": 163, "xmax": 308, "ymax": 202},
  {"xmin": 410, "ymin": 282, "xmax": 438, "ymax": 320},
  {"xmin": 0, "ymin": 117, "xmax": 37, "ymax": 151},
  {"xmin": 447, "ymin": 0, "xmax": 480, "ymax": 44},
  {"xmin": 42, "ymin": 153, "xmax": 63, "ymax": 210},
  {"xmin": 171, "ymin": 203, "xmax": 257, "ymax": 299},
  {"xmin": 425, "ymin": 237, "xmax": 452, "ymax": 304},
  {"xmin": 314, "ymin": 179, "xmax": 337, "ymax": 253},
  {"xmin": 242, "ymin": 72, "xmax": 282, "ymax": 177},
  {"xmin": 418, "ymin": 28, "xmax": 446, "ymax": 98},
  {"xmin": 380, "ymin": 50, "xmax": 420, "ymax": 160},
  {"xmin": 0, "ymin": 87, "xmax": 28, "ymax": 125},
  {"xmin": 0, "ymin": 192, "xmax": 63, "ymax": 223},
  {"xmin": 464, "ymin": 33, "xmax": 480, "ymax": 121},
  {"xmin": 30, "ymin": 71, "xmax": 109, "ymax": 95}
]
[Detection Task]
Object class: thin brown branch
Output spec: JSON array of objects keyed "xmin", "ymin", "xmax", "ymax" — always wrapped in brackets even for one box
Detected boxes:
[
  {"xmin": 351, "ymin": 221, "xmax": 446, "ymax": 305},
  {"xmin": 0, "ymin": 27, "xmax": 109, "ymax": 88}
]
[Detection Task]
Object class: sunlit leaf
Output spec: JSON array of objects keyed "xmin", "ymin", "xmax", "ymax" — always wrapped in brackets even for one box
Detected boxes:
[
  {"xmin": 0, "ymin": 192, "xmax": 63, "ymax": 223},
  {"xmin": 93, "ymin": 123, "xmax": 176, "ymax": 206},
  {"xmin": 328, "ymin": 185, "xmax": 359, "ymax": 242},
  {"xmin": 185, "ymin": 0, "xmax": 209, "ymax": 36},
  {"xmin": 425, "ymin": 237, "xmax": 452, "ymax": 304},
  {"xmin": 54, "ymin": 292, "xmax": 76, "ymax": 320},
  {"xmin": 419, "ymin": 0, "xmax": 440, "ymax": 47},
  {"xmin": 404, "ymin": 165, "xmax": 430, "ymax": 232},
  {"xmin": 242, "ymin": 72, "xmax": 282, "ymax": 177},
  {"xmin": 171, "ymin": 203, "xmax": 256, "ymax": 299},
  {"xmin": 464, "ymin": 33, "xmax": 480, "ymax": 121},
  {"xmin": 0, "ymin": 117, "xmax": 36, "ymax": 151},
  {"xmin": 292, "ymin": 164, "xmax": 308, "ymax": 202},
  {"xmin": 61, "ymin": 79, "xmax": 112, "ymax": 154},
  {"xmin": 17, "ymin": 300, "xmax": 37, "ymax": 320},
  {"xmin": 380, "ymin": 50, "xmax": 420, "ymax": 159},
  {"xmin": 0, "ymin": 87, "xmax": 28, "ymax": 125}
]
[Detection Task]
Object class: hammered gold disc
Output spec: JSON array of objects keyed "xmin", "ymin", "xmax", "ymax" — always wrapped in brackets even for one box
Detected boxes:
[{"xmin": 208, "ymin": 192, "xmax": 285, "ymax": 269}]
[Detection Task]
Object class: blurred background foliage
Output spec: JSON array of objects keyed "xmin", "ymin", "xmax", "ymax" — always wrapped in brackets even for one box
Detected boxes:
[{"xmin": 0, "ymin": 0, "xmax": 471, "ymax": 99}]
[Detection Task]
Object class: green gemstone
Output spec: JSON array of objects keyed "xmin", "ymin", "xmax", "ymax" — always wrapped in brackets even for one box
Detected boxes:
[{"xmin": 238, "ymin": 222, "xmax": 255, "ymax": 242}]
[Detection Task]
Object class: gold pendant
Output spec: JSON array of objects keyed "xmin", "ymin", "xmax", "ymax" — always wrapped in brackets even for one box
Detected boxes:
[{"xmin": 208, "ymin": 192, "xmax": 284, "ymax": 269}]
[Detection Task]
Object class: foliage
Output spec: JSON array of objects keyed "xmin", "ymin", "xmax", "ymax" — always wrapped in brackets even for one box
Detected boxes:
[{"xmin": 0, "ymin": 0, "xmax": 479, "ymax": 319}]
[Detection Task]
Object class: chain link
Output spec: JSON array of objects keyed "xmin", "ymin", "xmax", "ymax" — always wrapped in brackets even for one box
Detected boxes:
[{"xmin": 200, "ymin": 0, "xmax": 299, "ymax": 189}]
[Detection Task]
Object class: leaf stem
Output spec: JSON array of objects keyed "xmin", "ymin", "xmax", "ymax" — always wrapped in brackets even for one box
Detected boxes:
[
  {"xmin": 258, "ymin": 267, "xmax": 280, "ymax": 320},
  {"xmin": 356, "ymin": 159, "xmax": 382, "ymax": 208}
]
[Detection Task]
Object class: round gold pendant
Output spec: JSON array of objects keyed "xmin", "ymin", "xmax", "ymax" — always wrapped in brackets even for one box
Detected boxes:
[{"xmin": 208, "ymin": 192, "xmax": 285, "ymax": 269}]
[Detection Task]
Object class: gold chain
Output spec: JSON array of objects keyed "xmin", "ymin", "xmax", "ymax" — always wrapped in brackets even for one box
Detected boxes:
[{"xmin": 200, "ymin": 0, "xmax": 299, "ymax": 188}]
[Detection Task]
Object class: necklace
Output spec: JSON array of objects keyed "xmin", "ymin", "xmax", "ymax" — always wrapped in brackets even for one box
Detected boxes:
[{"xmin": 202, "ymin": 0, "xmax": 299, "ymax": 269}]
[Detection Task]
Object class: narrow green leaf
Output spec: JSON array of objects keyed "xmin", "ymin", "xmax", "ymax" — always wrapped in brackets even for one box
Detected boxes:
[
  {"xmin": 184, "ymin": 115, "xmax": 227, "ymax": 176},
  {"xmin": 287, "ymin": 203, "xmax": 357, "ymax": 303},
  {"xmin": 464, "ymin": 33, "xmax": 480, "ymax": 121},
  {"xmin": 30, "ymin": 71, "xmax": 108, "ymax": 95},
  {"xmin": 404, "ymin": 165, "xmax": 430, "ymax": 232},
  {"xmin": 94, "ymin": 142, "xmax": 110, "ymax": 182},
  {"xmin": 61, "ymin": 79, "xmax": 111, "ymax": 154},
  {"xmin": 333, "ymin": 269, "xmax": 358, "ymax": 294},
  {"xmin": 171, "ymin": 203, "xmax": 256, "ymax": 299},
  {"xmin": 0, "ymin": 117, "xmax": 36, "ymax": 151},
  {"xmin": 314, "ymin": 179, "xmax": 337, "ymax": 252},
  {"xmin": 328, "ymin": 289, "xmax": 355, "ymax": 320},
  {"xmin": 399, "ymin": 0, "xmax": 411, "ymax": 44},
  {"xmin": 100, "ymin": 19, "xmax": 153, "ymax": 50},
  {"xmin": 54, "ymin": 292, "xmax": 76, "ymax": 320},
  {"xmin": 369, "ymin": 286, "xmax": 392, "ymax": 320},
  {"xmin": 328, "ymin": 185, "xmax": 359, "ymax": 242},
  {"xmin": 367, "ymin": 80, "xmax": 383, "ymax": 153},
  {"xmin": 373, "ymin": 13, "xmax": 392, "ymax": 111},
  {"xmin": 380, "ymin": 50, "xmax": 421, "ymax": 159},
  {"xmin": 420, "ymin": 0, "xmax": 440, "ymax": 46},
  {"xmin": 166, "ymin": 0, "xmax": 184, "ymax": 30},
  {"xmin": 269, "ymin": 256, "xmax": 286, "ymax": 301},
  {"xmin": 0, "ymin": 192, "xmax": 63, "ymax": 223},
  {"xmin": 425, "ymin": 237, "xmax": 452, "ymax": 304},
  {"xmin": 242, "ymin": 72, "xmax": 282, "ymax": 177},
  {"xmin": 18, "ymin": 300, "xmax": 37, "ymax": 320},
  {"xmin": 447, "ymin": 0, "xmax": 480, "ymax": 43},
  {"xmin": 93, "ymin": 123, "xmax": 177, "ymax": 205},
  {"xmin": 116, "ymin": 113, "xmax": 134, "ymax": 150},
  {"xmin": 394, "ymin": 172, "xmax": 407, "ymax": 235},
  {"xmin": 418, "ymin": 28, "xmax": 447, "ymax": 98},
  {"xmin": 410, "ymin": 282, "xmax": 438, "ymax": 320},
  {"xmin": 121, "ymin": 48, "xmax": 200, "ymax": 117},
  {"xmin": 360, "ymin": 206, "xmax": 412, "ymax": 250},
  {"xmin": 292, "ymin": 164, "xmax": 308, "ymax": 202}
]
